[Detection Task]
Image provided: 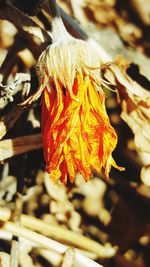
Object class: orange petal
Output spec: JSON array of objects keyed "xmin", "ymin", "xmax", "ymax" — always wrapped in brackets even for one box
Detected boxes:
[{"xmin": 42, "ymin": 73, "xmax": 123, "ymax": 183}]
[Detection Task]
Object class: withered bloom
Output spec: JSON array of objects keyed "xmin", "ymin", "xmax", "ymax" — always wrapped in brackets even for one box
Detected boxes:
[
  {"xmin": 39, "ymin": 38, "xmax": 123, "ymax": 183},
  {"xmin": 22, "ymin": 7, "xmax": 123, "ymax": 183}
]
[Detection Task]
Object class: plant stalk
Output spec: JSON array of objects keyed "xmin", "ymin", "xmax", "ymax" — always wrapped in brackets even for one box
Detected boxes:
[{"xmin": 48, "ymin": 0, "xmax": 71, "ymax": 42}]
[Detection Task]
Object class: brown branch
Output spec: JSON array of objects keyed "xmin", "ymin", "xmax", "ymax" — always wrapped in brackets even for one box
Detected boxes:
[
  {"xmin": 0, "ymin": 1, "xmax": 51, "ymax": 43},
  {"xmin": 0, "ymin": 106, "xmax": 23, "ymax": 140},
  {"xmin": 129, "ymin": 0, "xmax": 150, "ymax": 26},
  {"xmin": 0, "ymin": 133, "xmax": 42, "ymax": 161},
  {"xmin": 0, "ymin": 34, "xmax": 26, "ymax": 83}
]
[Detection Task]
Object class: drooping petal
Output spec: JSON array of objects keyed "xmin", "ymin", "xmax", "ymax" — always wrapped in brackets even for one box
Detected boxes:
[{"xmin": 42, "ymin": 73, "xmax": 122, "ymax": 183}]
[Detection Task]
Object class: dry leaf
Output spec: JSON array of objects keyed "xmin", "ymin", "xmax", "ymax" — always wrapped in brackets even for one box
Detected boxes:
[
  {"xmin": 120, "ymin": 88, "xmax": 150, "ymax": 154},
  {"xmin": 108, "ymin": 62, "xmax": 150, "ymax": 155},
  {"xmin": 116, "ymin": 71, "xmax": 150, "ymax": 185}
]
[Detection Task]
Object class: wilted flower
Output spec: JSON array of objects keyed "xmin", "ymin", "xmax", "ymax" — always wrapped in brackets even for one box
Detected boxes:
[
  {"xmin": 21, "ymin": 13, "xmax": 123, "ymax": 183},
  {"xmin": 36, "ymin": 38, "xmax": 123, "ymax": 184}
]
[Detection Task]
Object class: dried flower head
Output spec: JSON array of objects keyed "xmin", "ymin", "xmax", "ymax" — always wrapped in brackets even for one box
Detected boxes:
[
  {"xmin": 38, "ymin": 38, "xmax": 123, "ymax": 183},
  {"xmin": 21, "ymin": 8, "xmax": 124, "ymax": 184}
]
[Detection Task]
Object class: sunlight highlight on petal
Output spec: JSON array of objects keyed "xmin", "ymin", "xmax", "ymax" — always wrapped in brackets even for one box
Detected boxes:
[{"xmin": 42, "ymin": 72, "xmax": 122, "ymax": 183}]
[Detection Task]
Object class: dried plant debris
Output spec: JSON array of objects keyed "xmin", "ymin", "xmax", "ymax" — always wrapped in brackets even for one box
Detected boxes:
[
  {"xmin": 58, "ymin": 0, "xmax": 150, "ymax": 51},
  {"xmin": 0, "ymin": 1, "xmax": 150, "ymax": 267}
]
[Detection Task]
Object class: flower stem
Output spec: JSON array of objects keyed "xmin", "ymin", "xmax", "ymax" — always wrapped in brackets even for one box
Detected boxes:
[
  {"xmin": 48, "ymin": 0, "xmax": 71, "ymax": 41},
  {"xmin": 48, "ymin": 0, "xmax": 60, "ymax": 18}
]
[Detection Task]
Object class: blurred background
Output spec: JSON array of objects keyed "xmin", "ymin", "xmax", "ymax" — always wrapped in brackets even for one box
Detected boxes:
[{"xmin": 0, "ymin": 1, "xmax": 150, "ymax": 267}]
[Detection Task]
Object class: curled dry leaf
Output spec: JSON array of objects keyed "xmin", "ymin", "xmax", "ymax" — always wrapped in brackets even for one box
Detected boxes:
[
  {"xmin": 109, "ymin": 63, "xmax": 150, "ymax": 183},
  {"xmin": 120, "ymin": 90, "xmax": 150, "ymax": 154}
]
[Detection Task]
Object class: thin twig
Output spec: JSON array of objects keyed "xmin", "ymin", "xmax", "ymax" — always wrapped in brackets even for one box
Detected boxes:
[
  {"xmin": 0, "ymin": 1, "xmax": 51, "ymax": 43},
  {"xmin": 128, "ymin": 0, "xmax": 150, "ymax": 25},
  {"xmin": 10, "ymin": 237, "xmax": 19, "ymax": 267},
  {"xmin": 0, "ymin": 208, "xmax": 116, "ymax": 258},
  {"xmin": 0, "ymin": 73, "xmax": 31, "ymax": 109},
  {"xmin": 10, "ymin": 193, "xmax": 23, "ymax": 267},
  {"xmin": 0, "ymin": 107, "xmax": 23, "ymax": 140},
  {"xmin": 11, "ymin": 194, "xmax": 23, "ymax": 226},
  {"xmin": 0, "ymin": 219, "xmax": 104, "ymax": 267},
  {"xmin": 0, "ymin": 34, "xmax": 26, "ymax": 83}
]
